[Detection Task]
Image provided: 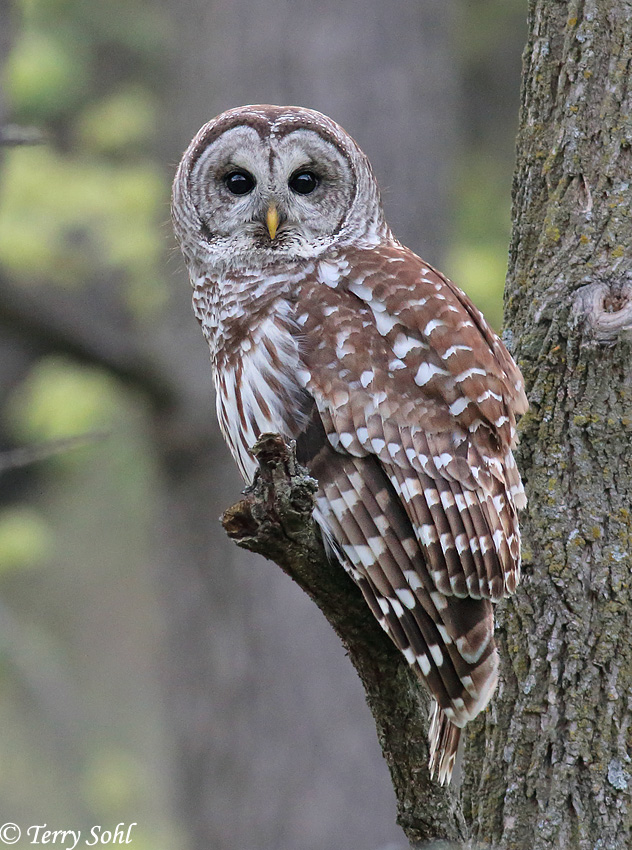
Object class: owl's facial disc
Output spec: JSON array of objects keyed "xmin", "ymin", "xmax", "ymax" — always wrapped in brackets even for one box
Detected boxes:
[{"xmin": 188, "ymin": 124, "xmax": 356, "ymax": 264}]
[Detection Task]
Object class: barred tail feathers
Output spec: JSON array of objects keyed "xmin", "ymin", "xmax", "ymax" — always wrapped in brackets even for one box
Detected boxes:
[{"xmin": 429, "ymin": 702, "xmax": 461, "ymax": 786}]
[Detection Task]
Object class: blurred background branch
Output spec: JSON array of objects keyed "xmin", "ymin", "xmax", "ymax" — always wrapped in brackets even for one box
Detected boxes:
[
  {"xmin": 0, "ymin": 273, "xmax": 176, "ymax": 406},
  {"xmin": 0, "ymin": 430, "xmax": 108, "ymax": 474},
  {"xmin": 0, "ymin": 124, "xmax": 46, "ymax": 145}
]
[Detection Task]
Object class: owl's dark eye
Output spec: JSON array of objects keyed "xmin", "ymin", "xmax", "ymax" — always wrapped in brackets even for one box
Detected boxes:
[
  {"xmin": 224, "ymin": 170, "xmax": 256, "ymax": 195},
  {"xmin": 289, "ymin": 170, "xmax": 319, "ymax": 195}
]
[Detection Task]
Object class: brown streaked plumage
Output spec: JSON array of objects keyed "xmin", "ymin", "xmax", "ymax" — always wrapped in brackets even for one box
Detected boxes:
[{"xmin": 172, "ymin": 104, "xmax": 528, "ymax": 784}]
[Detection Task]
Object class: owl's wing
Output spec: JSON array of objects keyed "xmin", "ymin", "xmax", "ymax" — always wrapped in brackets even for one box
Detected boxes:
[
  {"xmin": 295, "ymin": 245, "xmax": 527, "ymax": 782},
  {"xmin": 298, "ymin": 245, "xmax": 527, "ymax": 599},
  {"xmin": 298, "ymin": 416, "xmax": 500, "ymax": 732}
]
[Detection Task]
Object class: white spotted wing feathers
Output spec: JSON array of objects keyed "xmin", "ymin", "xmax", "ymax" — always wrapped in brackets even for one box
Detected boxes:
[{"xmin": 296, "ymin": 244, "xmax": 527, "ymax": 783}]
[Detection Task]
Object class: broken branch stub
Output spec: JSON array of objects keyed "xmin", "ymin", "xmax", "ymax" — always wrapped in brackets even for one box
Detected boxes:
[{"xmin": 221, "ymin": 433, "xmax": 362, "ymax": 618}]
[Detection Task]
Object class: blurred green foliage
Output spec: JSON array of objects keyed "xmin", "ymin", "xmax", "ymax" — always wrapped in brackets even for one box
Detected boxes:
[
  {"xmin": 6, "ymin": 357, "xmax": 120, "ymax": 441},
  {"xmin": 447, "ymin": 153, "xmax": 515, "ymax": 329},
  {"xmin": 77, "ymin": 88, "xmax": 158, "ymax": 154},
  {"xmin": 0, "ymin": 0, "xmax": 170, "ymax": 587},
  {"xmin": 447, "ymin": 0, "xmax": 526, "ymax": 330},
  {"xmin": 1, "ymin": 0, "xmax": 169, "ymax": 310},
  {"xmin": 4, "ymin": 27, "xmax": 91, "ymax": 118},
  {"xmin": 0, "ymin": 147, "xmax": 166, "ymax": 307},
  {"xmin": 0, "ymin": 0, "xmax": 525, "ymax": 841},
  {"xmin": 0, "ymin": 0, "xmax": 177, "ymax": 845},
  {"xmin": 0, "ymin": 506, "xmax": 52, "ymax": 571}
]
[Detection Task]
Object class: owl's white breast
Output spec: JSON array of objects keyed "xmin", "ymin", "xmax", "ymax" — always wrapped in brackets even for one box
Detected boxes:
[{"xmin": 191, "ymin": 267, "xmax": 314, "ymax": 483}]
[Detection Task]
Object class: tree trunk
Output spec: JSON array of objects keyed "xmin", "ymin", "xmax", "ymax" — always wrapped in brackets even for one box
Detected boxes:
[{"xmin": 464, "ymin": 2, "xmax": 632, "ymax": 847}]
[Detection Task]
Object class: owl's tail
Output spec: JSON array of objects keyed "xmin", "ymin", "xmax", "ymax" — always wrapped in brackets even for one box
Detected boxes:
[{"xmin": 428, "ymin": 702, "xmax": 461, "ymax": 785}]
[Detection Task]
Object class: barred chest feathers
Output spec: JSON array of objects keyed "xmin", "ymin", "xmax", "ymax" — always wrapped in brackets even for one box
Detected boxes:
[{"xmin": 191, "ymin": 266, "xmax": 314, "ymax": 482}]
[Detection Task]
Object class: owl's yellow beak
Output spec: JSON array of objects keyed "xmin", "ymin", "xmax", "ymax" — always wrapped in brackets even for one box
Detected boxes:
[{"xmin": 266, "ymin": 203, "xmax": 279, "ymax": 240}]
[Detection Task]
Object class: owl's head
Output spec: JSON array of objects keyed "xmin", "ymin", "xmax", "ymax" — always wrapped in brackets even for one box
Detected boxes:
[{"xmin": 172, "ymin": 105, "xmax": 386, "ymax": 272}]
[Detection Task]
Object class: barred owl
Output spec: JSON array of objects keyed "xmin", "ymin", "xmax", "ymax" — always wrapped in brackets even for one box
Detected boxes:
[{"xmin": 172, "ymin": 105, "xmax": 527, "ymax": 784}]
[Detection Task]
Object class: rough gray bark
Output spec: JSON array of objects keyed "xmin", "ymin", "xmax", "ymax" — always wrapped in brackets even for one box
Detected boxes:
[{"xmin": 462, "ymin": 1, "xmax": 632, "ymax": 848}]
